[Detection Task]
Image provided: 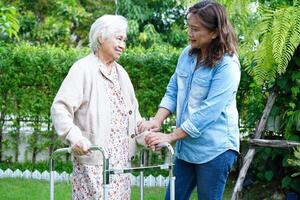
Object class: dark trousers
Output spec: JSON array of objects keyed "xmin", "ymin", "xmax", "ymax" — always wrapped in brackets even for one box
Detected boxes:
[{"xmin": 165, "ymin": 150, "xmax": 237, "ymax": 200}]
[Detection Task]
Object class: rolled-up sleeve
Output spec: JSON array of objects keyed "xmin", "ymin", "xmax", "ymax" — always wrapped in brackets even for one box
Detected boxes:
[
  {"xmin": 181, "ymin": 60, "xmax": 240, "ymax": 138},
  {"xmin": 51, "ymin": 63, "xmax": 86, "ymax": 145}
]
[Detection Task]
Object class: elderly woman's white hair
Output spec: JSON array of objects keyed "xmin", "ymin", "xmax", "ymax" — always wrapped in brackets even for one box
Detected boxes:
[{"xmin": 89, "ymin": 15, "xmax": 128, "ymax": 53}]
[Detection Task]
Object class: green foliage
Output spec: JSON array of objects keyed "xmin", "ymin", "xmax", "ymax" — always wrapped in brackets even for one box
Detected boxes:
[
  {"xmin": 247, "ymin": 50, "xmax": 300, "ymax": 191},
  {"xmin": 0, "ymin": 4, "xmax": 19, "ymax": 40},
  {"xmin": 272, "ymin": 52, "xmax": 300, "ymax": 138},
  {"xmin": 244, "ymin": 4, "xmax": 300, "ymax": 84},
  {"xmin": 138, "ymin": 24, "xmax": 163, "ymax": 48},
  {"xmin": 0, "ymin": 43, "xmax": 86, "ymax": 161},
  {"xmin": 0, "ymin": 160, "xmax": 72, "ymax": 173},
  {"xmin": 116, "ymin": 0, "xmax": 183, "ymax": 26},
  {"xmin": 219, "ymin": 0, "xmax": 254, "ymax": 37},
  {"xmin": 237, "ymin": 74, "xmax": 266, "ymax": 135},
  {"xmin": 3, "ymin": 0, "xmax": 115, "ymax": 47},
  {"xmin": 0, "ymin": 43, "xmax": 179, "ymax": 163},
  {"xmin": 162, "ymin": 23, "xmax": 188, "ymax": 48},
  {"xmin": 281, "ymin": 175, "xmax": 292, "ymax": 188},
  {"xmin": 119, "ymin": 44, "xmax": 180, "ymax": 116},
  {"xmin": 8, "ymin": 43, "xmax": 86, "ymax": 116},
  {"xmin": 0, "ymin": 0, "xmax": 299, "ymax": 188},
  {"xmin": 252, "ymin": 148, "xmax": 284, "ymax": 183},
  {"xmin": 281, "ymin": 175, "xmax": 300, "ymax": 193},
  {"xmin": 33, "ymin": 16, "xmax": 73, "ymax": 45},
  {"xmin": 127, "ymin": 19, "xmax": 140, "ymax": 45},
  {"xmin": 288, "ymin": 146, "xmax": 300, "ymax": 177},
  {"xmin": 235, "ymin": 1, "xmax": 300, "ymax": 191},
  {"xmin": 116, "ymin": 0, "xmax": 187, "ymax": 48},
  {"xmin": 264, "ymin": 170, "xmax": 273, "ymax": 181},
  {"xmin": 161, "ymin": 115, "xmax": 176, "ymax": 133},
  {"xmin": 2, "ymin": 0, "xmax": 190, "ymax": 48}
]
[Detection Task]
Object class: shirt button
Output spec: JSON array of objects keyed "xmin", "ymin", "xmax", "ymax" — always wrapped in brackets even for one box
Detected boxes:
[
  {"xmin": 131, "ymin": 134, "xmax": 135, "ymax": 138},
  {"xmin": 129, "ymin": 110, "xmax": 132, "ymax": 115}
]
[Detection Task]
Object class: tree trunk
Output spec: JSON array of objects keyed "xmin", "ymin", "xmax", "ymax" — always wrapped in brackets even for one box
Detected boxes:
[
  {"xmin": 231, "ymin": 88, "xmax": 277, "ymax": 200},
  {"xmin": 0, "ymin": 127, "xmax": 3, "ymax": 161},
  {"xmin": 14, "ymin": 116, "xmax": 21, "ymax": 162},
  {"xmin": 0, "ymin": 93, "xmax": 8, "ymax": 161},
  {"xmin": 31, "ymin": 116, "xmax": 40, "ymax": 163},
  {"xmin": 0, "ymin": 115, "xmax": 4, "ymax": 161},
  {"xmin": 249, "ymin": 139, "xmax": 300, "ymax": 148}
]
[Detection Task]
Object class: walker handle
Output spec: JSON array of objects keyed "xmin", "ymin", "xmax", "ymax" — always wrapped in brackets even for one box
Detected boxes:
[{"xmin": 156, "ymin": 142, "xmax": 174, "ymax": 155}]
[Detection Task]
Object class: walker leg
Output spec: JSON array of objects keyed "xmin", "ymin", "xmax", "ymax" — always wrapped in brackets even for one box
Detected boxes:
[
  {"xmin": 50, "ymin": 146, "xmax": 109, "ymax": 200},
  {"xmin": 103, "ymin": 184, "xmax": 110, "ymax": 200},
  {"xmin": 50, "ymin": 158, "xmax": 55, "ymax": 200},
  {"xmin": 170, "ymin": 176, "xmax": 175, "ymax": 200},
  {"xmin": 169, "ymin": 157, "xmax": 175, "ymax": 200},
  {"xmin": 50, "ymin": 170, "xmax": 54, "ymax": 200},
  {"xmin": 139, "ymin": 149, "xmax": 147, "ymax": 200},
  {"xmin": 140, "ymin": 170, "xmax": 144, "ymax": 200},
  {"xmin": 103, "ymin": 157, "xmax": 110, "ymax": 200}
]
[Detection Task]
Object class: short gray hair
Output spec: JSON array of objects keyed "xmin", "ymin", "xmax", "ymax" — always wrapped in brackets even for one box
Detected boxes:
[{"xmin": 89, "ymin": 15, "xmax": 128, "ymax": 53}]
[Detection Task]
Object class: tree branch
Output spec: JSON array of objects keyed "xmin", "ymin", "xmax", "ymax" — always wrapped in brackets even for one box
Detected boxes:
[{"xmin": 249, "ymin": 139, "xmax": 300, "ymax": 148}]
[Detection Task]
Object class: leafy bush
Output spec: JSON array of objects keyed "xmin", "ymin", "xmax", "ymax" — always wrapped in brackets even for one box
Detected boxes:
[
  {"xmin": 0, "ymin": 160, "xmax": 73, "ymax": 173},
  {"xmin": 0, "ymin": 43, "xmax": 180, "ymax": 176},
  {"xmin": 119, "ymin": 44, "xmax": 180, "ymax": 116}
]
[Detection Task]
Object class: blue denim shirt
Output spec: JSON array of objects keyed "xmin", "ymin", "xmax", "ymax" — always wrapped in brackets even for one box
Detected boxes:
[{"xmin": 160, "ymin": 46, "xmax": 241, "ymax": 164}]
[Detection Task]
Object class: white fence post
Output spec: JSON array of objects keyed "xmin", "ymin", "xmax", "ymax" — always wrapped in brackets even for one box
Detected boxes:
[
  {"xmin": 41, "ymin": 171, "xmax": 50, "ymax": 180},
  {"xmin": 32, "ymin": 170, "xmax": 42, "ymax": 180},
  {"xmin": 0, "ymin": 168, "xmax": 167, "ymax": 187},
  {"xmin": 0, "ymin": 169, "xmax": 4, "ymax": 178}
]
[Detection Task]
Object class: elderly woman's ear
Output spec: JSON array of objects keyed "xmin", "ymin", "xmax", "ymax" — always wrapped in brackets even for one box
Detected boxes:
[{"xmin": 98, "ymin": 37, "xmax": 103, "ymax": 45}]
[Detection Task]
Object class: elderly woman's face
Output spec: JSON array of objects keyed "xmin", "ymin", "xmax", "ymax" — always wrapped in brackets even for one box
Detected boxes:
[{"xmin": 100, "ymin": 30, "xmax": 127, "ymax": 61}]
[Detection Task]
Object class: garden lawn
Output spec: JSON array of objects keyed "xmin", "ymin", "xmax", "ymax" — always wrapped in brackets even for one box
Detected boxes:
[{"xmin": 0, "ymin": 178, "xmax": 235, "ymax": 200}]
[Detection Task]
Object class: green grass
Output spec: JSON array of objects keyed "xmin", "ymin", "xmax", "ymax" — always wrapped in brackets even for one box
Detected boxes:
[{"xmin": 0, "ymin": 178, "xmax": 235, "ymax": 200}]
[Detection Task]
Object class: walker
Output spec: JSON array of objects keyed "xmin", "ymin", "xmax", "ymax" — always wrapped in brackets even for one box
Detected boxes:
[{"xmin": 49, "ymin": 142, "xmax": 175, "ymax": 200}]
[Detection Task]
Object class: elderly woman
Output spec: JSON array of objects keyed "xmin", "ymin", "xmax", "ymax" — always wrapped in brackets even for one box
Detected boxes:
[{"xmin": 51, "ymin": 15, "xmax": 144, "ymax": 200}]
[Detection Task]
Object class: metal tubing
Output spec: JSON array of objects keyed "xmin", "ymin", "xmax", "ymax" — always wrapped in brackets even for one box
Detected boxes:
[
  {"xmin": 49, "ymin": 146, "xmax": 108, "ymax": 200},
  {"xmin": 139, "ymin": 150, "xmax": 145, "ymax": 200},
  {"xmin": 139, "ymin": 142, "xmax": 175, "ymax": 200},
  {"xmin": 50, "ymin": 148, "xmax": 70, "ymax": 200},
  {"xmin": 169, "ymin": 171, "xmax": 175, "ymax": 200},
  {"xmin": 157, "ymin": 142, "xmax": 175, "ymax": 200},
  {"xmin": 49, "ymin": 142, "xmax": 175, "ymax": 200},
  {"xmin": 50, "ymin": 170, "xmax": 54, "ymax": 200}
]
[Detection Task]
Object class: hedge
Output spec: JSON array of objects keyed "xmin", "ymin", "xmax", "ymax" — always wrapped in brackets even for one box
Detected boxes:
[{"xmin": 0, "ymin": 42, "xmax": 180, "ymax": 163}]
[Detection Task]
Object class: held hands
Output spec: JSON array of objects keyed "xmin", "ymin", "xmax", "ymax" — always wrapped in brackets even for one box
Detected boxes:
[
  {"xmin": 72, "ymin": 138, "xmax": 91, "ymax": 156},
  {"xmin": 145, "ymin": 132, "xmax": 172, "ymax": 151},
  {"xmin": 145, "ymin": 128, "xmax": 187, "ymax": 151},
  {"xmin": 137, "ymin": 119, "xmax": 161, "ymax": 133},
  {"xmin": 138, "ymin": 118, "xmax": 164, "ymax": 151}
]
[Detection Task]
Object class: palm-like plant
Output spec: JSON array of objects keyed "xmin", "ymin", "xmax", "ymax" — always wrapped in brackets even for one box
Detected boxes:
[
  {"xmin": 232, "ymin": 2, "xmax": 300, "ymax": 198},
  {"xmin": 244, "ymin": 2, "xmax": 300, "ymax": 84}
]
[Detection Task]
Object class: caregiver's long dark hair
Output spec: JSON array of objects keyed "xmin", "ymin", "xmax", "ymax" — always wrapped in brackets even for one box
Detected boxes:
[{"xmin": 188, "ymin": 0, "xmax": 238, "ymax": 67}]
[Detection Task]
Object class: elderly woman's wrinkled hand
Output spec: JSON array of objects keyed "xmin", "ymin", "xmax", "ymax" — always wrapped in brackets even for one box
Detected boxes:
[
  {"xmin": 72, "ymin": 138, "xmax": 91, "ymax": 156},
  {"xmin": 138, "ymin": 119, "xmax": 161, "ymax": 133},
  {"xmin": 145, "ymin": 132, "xmax": 172, "ymax": 151}
]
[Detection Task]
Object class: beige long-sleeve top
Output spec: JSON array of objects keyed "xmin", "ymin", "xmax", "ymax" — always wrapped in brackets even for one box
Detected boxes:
[{"xmin": 51, "ymin": 53, "xmax": 145, "ymax": 165}]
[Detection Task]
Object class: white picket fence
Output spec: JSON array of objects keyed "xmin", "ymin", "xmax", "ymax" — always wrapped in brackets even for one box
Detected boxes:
[{"xmin": 0, "ymin": 168, "xmax": 169, "ymax": 187}]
